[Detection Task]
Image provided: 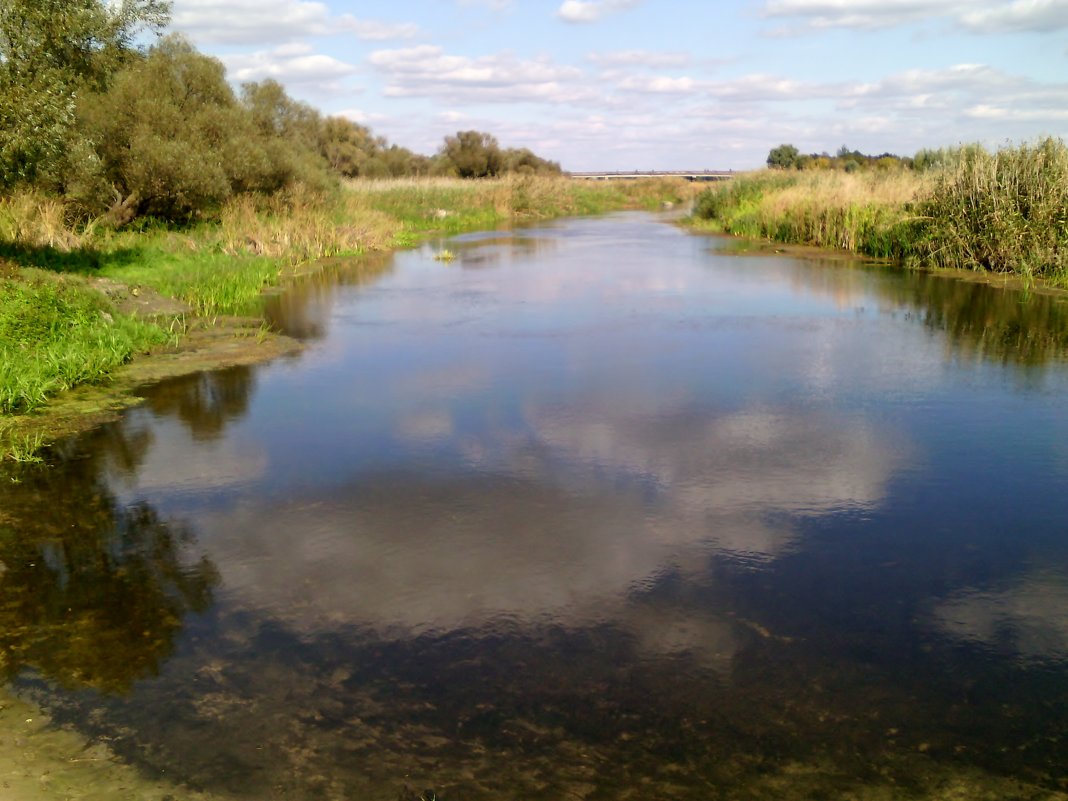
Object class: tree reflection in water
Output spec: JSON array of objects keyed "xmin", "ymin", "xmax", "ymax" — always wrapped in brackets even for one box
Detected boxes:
[
  {"xmin": 0, "ymin": 427, "xmax": 218, "ymax": 694},
  {"xmin": 145, "ymin": 365, "xmax": 256, "ymax": 441}
]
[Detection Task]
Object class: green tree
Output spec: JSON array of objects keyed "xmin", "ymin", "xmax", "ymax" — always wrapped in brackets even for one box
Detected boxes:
[
  {"xmin": 0, "ymin": 0, "xmax": 170, "ymax": 186},
  {"xmin": 320, "ymin": 116, "xmax": 382, "ymax": 177},
  {"xmin": 766, "ymin": 144, "xmax": 800, "ymax": 170},
  {"xmin": 240, "ymin": 78, "xmax": 334, "ymax": 193},
  {"xmin": 58, "ymin": 37, "xmax": 337, "ymax": 223},
  {"xmin": 70, "ymin": 36, "xmax": 266, "ymax": 222},
  {"xmin": 502, "ymin": 147, "xmax": 562, "ymax": 176},
  {"xmin": 440, "ymin": 130, "xmax": 503, "ymax": 178}
]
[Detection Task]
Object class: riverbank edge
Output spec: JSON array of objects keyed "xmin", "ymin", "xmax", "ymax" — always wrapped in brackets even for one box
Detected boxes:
[
  {"xmin": 1, "ymin": 178, "xmax": 695, "ymax": 462},
  {"xmin": 682, "ymin": 216, "xmax": 1068, "ymax": 301}
]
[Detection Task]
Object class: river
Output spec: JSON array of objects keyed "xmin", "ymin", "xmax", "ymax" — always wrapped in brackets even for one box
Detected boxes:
[{"xmin": 3, "ymin": 213, "xmax": 1068, "ymax": 800}]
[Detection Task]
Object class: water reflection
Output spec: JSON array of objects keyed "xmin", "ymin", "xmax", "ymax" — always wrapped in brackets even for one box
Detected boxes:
[
  {"xmin": 933, "ymin": 570, "xmax": 1068, "ymax": 663},
  {"xmin": 202, "ymin": 406, "xmax": 901, "ymax": 651},
  {"xmin": 144, "ymin": 366, "xmax": 257, "ymax": 441},
  {"xmin": 5, "ymin": 213, "xmax": 1068, "ymax": 799},
  {"xmin": 263, "ymin": 253, "xmax": 392, "ymax": 340},
  {"xmin": 776, "ymin": 252, "xmax": 1068, "ymax": 367},
  {"xmin": 0, "ymin": 438, "xmax": 217, "ymax": 694}
]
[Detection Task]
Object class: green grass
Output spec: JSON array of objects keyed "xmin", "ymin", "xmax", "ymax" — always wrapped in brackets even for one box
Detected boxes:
[
  {"xmin": 0, "ymin": 270, "xmax": 168, "ymax": 415},
  {"xmin": 105, "ymin": 249, "xmax": 284, "ymax": 317},
  {"xmin": 1, "ymin": 430, "xmax": 45, "ymax": 464}
]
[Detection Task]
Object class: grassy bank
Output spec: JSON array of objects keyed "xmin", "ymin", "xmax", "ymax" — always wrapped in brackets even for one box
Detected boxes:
[
  {"xmin": 0, "ymin": 270, "xmax": 169, "ymax": 416},
  {"xmin": 1, "ymin": 176, "xmax": 692, "ymax": 458},
  {"xmin": 692, "ymin": 169, "xmax": 927, "ymax": 259},
  {"xmin": 691, "ymin": 137, "xmax": 1068, "ymax": 283}
]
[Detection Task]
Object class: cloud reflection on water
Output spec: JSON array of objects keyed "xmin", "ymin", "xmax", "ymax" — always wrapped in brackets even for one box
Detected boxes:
[
  {"xmin": 932, "ymin": 570, "xmax": 1068, "ymax": 663},
  {"xmin": 200, "ymin": 402, "xmax": 905, "ymax": 667}
]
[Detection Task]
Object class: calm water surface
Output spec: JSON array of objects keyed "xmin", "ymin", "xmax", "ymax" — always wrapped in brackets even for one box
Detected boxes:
[{"xmin": 4, "ymin": 213, "xmax": 1068, "ymax": 799}]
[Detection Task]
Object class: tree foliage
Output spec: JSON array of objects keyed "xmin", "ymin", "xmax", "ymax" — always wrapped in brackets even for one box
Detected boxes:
[
  {"xmin": 766, "ymin": 143, "xmax": 920, "ymax": 172},
  {"xmin": 0, "ymin": 6, "xmax": 565, "ymax": 224},
  {"xmin": 0, "ymin": 0, "xmax": 170, "ymax": 186},
  {"xmin": 766, "ymin": 144, "xmax": 801, "ymax": 170},
  {"xmin": 440, "ymin": 130, "xmax": 504, "ymax": 178}
]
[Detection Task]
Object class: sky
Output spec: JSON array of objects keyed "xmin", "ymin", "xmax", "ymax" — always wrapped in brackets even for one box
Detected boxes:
[{"xmin": 166, "ymin": 0, "xmax": 1068, "ymax": 170}]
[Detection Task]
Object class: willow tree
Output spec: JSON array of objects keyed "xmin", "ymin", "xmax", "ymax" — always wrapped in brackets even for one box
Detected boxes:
[{"xmin": 0, "ymin": 0, "xmax": 170, "ymax": 187}]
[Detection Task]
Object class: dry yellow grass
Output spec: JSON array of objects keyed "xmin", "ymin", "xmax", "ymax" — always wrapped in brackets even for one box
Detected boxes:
[{"xmin": 0, "ymin": 191, "xmax": 88, "ymax": 251}]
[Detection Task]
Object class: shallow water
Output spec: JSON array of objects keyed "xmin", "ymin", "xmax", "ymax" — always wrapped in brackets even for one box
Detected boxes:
[{"xmin": 4, "ymin": 213, "xmax": 1068, "ymax": 800}]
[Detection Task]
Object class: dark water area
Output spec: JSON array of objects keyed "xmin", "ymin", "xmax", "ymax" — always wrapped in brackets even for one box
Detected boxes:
[{"xmin": 4, "ymin": 213, "xmax": 1068, "ymax": 800}]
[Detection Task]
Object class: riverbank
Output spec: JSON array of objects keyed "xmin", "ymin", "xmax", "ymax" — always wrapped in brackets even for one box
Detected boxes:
[
  {"xmin": 689, "ymin": 137, "xmax": 1068, "ymax": 285},
  {"xmin": 1, "ymin": 176, "xmax": 695, "ymax": 460}
]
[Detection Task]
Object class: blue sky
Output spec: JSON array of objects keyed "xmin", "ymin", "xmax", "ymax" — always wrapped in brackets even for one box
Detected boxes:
[{"xmin": 168, "ymin": 0, "xmax": 1068, "ymax": 170}]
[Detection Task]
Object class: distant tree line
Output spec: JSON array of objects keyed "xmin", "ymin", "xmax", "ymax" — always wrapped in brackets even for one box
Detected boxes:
[
  {"xmin": 765, "ymin": 143, "xmax": 956, "ymax": 173},
  {"xmin": 0, "ymin": 0, "xmax": 561, "ymax": 225}
]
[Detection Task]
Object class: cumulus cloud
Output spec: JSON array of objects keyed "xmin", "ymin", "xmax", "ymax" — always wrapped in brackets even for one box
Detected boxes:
[
  {"xmin": 617, "ymin": 74, "xmax": 703, "ymax": 94},
  {"xmin": 221, "ymin": 43, "xmax": 357, "ymax": 89},
  {"xmin": 170, "ymin": 0, "xmax": 419, "ymax": 44},
  {"xmin": 761, "ymin": 0, "xmax": 1068, "ymax": 33},
  {"xmin": 557, "ymin": 0, "xmax": 642, "ymax": 23},
  {"xmin": 961, "ymin": 0, "xmax": 1068, "ymax": 32},
  {"xmin": 368, "ymin": 45, "xmax": 597, "ymax": 104}
]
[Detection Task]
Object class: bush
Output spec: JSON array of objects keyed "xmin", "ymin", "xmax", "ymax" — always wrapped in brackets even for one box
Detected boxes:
[{"xmin": 53, "ymin": 37, "xmax": 338, "ymax": 224}]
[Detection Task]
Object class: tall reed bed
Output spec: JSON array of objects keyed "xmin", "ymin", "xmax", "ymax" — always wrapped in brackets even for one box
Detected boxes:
[
  {"xmin": 694, "ymin": 169, "xmax": 927, "ymax": 259},
  {"xmin": 693, "ymin": 138, "xmax": 1068, "ymax": 281},
  {"xmin": 916, "ymin": 137, "xmax": 1068, "ymax": 278}
]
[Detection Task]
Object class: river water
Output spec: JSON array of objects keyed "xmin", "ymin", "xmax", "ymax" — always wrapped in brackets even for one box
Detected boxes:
[{"xmin": 4, "ymin": 213, "xmax": 1068, "ymax": 800}]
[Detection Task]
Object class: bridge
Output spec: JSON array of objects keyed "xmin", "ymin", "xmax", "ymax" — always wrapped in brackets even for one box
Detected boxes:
[{"xmin": 567, "ymin": 170, "xmax": 734, "ymax": 182}]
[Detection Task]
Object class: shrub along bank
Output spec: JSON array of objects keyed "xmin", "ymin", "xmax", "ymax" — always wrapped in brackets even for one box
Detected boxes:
[{"xmin": 692, "ymin": 138, "xmax": 1068, "ymax": 284}]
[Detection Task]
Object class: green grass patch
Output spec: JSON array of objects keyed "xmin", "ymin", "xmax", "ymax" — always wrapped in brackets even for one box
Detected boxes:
[{"xmin": 0, "ymin": 271, "xmax": 168, "ymax": 416}]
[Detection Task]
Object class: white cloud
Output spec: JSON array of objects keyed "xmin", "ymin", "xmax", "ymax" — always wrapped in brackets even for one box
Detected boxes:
[
  {"xmin": 170, "ymin": 0, "xmax": 419, "ymax": 44},
  {"xmin": 761, "ymin": 0, "xmax": 1068, "ymax": 33},
  {"xmin": 617, "ymin": 74, "xmax": 702, "ymax": 94},
  {"xmin": 762, "ymin": 0, "xmax": 964, "ymax": 30},
  {"xmin": 368, "ymin": 45, "xmax": 598, "ymax": 105},
  {"xmin": 335, "ymin": 108, "xmax": 385, "ymax": 124},
  {"xmin": 221, "ymin": 43, "xmax": 357, "ymax": 90},
  {"xmin": 557, "ymin": 0, "xmax": 642, "ymax": 23},
  {"xmin": 962, "ymin": 0, "xmax": 1068, "ymax": 32},
  {"xmin": 340, "ymin": 17, "xmax": 421, "ymax": 41},
  {"xmin": 587, "ymin": 49, "xmax": 692, "ymax": 68}
]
